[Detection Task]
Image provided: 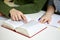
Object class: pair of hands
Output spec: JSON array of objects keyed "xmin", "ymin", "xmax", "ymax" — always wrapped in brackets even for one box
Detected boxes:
[{"xmin": 10, "ymin": 8, "xmax": 60, "ymax": 24}]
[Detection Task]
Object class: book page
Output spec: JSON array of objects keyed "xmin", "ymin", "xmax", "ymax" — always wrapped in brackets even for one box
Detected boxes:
[
  {"xmin": 3, "ymin": 15, "xmax": 32, "ymax": 29},
  {"xmin": 49, "ymin": 14, "xmax": 60, "ymax": 28},
  {"xmin": 0, "ymin": 16, "xmax": 7, "ymax": 26},
  {"xmin": 0, "ymin": 16, "xmax": 7, "ymax": 20},
  {"xmin": 15, "ymin": 20, "xmax": 47, "ymax": 36}
]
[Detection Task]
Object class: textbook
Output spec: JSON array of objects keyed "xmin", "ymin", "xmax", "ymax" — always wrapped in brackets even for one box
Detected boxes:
[{"xmin": 1, "ymin": 15, "xmax": 47, "ymax": 38}]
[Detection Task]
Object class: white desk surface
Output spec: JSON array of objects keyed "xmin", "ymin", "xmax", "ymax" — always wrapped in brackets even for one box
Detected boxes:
[{"xmin": 0, "ymin": 11, "xmax": 60, "ymax": 40}]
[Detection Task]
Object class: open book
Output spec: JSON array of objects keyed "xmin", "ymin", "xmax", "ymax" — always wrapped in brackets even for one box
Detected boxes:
[
  {"xmin": 1, "ymin": 11, "xmax": 60, "ymax": 38},
  {"xmin": 1, "ymin": 15, "xmax": 47, "ymax": 38}
]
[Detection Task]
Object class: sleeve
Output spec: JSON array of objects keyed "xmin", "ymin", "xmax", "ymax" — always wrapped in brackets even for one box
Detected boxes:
[
  {"xmin": 34, "ymin": 0, "xmax": 47, "ymax": 11},
  {"xmin": 0, "ymin": 1, "xmax": 13, "ymax": 18},
  {"xmin": 15, "ymin": 0, "xmax": 47, "ymax": 14},
  {"xmin": 48, "ymin": 0, "xmax": 54, "ymax": 6}
]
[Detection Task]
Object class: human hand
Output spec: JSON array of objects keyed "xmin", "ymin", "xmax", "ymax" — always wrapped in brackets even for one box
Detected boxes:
[
  {"xmin": 39, "ymin": 14, "xmax": 52, "ymax": 24},
  {"xmin": 0, "ymin": 12, "xmax": 4, "ymax": 16},
  {"xmin": 10, "ymin": 8, "xmax": 27, "ymax": 23}
]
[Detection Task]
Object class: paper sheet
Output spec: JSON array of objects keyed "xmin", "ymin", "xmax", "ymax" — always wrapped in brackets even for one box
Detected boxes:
[
  {"xmin": 3, "ymin": 15, "xmax": 32, "ymax": 28},
  {"xmin": 49, "ymin": 14, "xmax": 60, "ymax": 28}
]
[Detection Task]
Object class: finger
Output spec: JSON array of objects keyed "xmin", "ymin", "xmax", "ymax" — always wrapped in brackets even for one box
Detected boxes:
[
  {"xmin": 21, "ymin": 15, "xmax": 27, "ymax": 23},
  {"xmin": 39, "ymin": 18, "xmax": 45, "ymax": 23},
  {"xmin": 17, "ymin": 14, "xmax": 22, "ymax": 21},
  {"xmin": 48, "ymin": 19, "xmax": 51, "ymax": 24},
  {"xmin": 43, "ymin": 19, "xmax": 48, "ymax": 23},
  {"xmin": 11, "ymin": 14, "xmax": 15, "ymax": 21},
  {"xmin": 14, "ymin": 14, "xmax": 19, "ymax": 21}
]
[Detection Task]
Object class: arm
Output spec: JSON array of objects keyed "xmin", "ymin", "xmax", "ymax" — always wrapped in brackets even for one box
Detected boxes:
[
  {"xmin": 46, "ymin": 5, "xmax": 54, "ymax": 16},
  {"xmin": 0, "ymin": 0, "xmax": 13, "ymax": 18},
  {"xmin": 46, "ymin": 0, "xmax": 55, "ymax": 16},
  {"xmin": 9, "ymin": 0, "xmax": 47, "ymax": 21},
  {"xmin": 15, "ymin": 0, "xmax": 47, "ymax": 14},
  {"xmin": 39, "ymin": 0, "xmax": 55, "ymax": 23}
]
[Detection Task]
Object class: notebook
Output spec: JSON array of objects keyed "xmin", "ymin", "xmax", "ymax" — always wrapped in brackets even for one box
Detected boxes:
[
  {"xmin": 48, "ymin": 14, "xmax": 60, "ymax": 28},
  {"xmin": 1, "ymin": 15, "xmax": 47, "ymax": 38}
]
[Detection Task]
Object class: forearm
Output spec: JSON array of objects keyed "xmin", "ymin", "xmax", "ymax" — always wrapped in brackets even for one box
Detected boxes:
[
  {"xmin": 34, "ymin": 0, "xmax": 47, "ymax": 11},
  {"xmin": 15, "ymin": 0, "xmax": 47, "ymax": 14},
  {"xmin": 15, "ymin": 4, "xmax": 37, "ymax": 14},
  {"xmin": 46, "ymin": 5, "xmax": 55, "ymax": 16}
]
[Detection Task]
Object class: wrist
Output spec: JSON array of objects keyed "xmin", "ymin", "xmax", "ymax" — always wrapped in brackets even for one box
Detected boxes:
[
  {"xmin": 45, "ymin": 12, "xmax": 54, "ymax": 16},
  {"xmin": 45, "ymin": 14, "xmax": 52, "ymax": 17},
  {"xmin": 10, "ymin": 8, "xmax": 16, "ymax": 13},
  {"xmin": 10, "ymin": 8, "xmax": 16, "ymax": 11}
]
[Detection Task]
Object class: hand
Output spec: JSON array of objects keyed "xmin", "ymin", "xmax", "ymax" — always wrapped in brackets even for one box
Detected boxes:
[
  {"xmin": 0, "ymin": 12, "xmax": 4, "ymax": 16},
  {"xmin": 10, "ymin": 8, "xmax": 27, "ymax": 22},
  {"xmin": 39, "ymin": 14, "xmax": 52, "ymax": 24}
]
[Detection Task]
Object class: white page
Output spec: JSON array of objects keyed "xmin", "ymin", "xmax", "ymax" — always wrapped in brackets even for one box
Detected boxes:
[
  {"xmin": 0, "ymin": 16, "xmax": 7, "ymax": 20},
  {"xmin": 49, "ymin": 14, "xmax": 60, "ymax": 28},
  {"xmin": 3, "ymin": 15, "xmax": 32, "ymax": 29},
  {"xmin": 30, "ymin": 12, "xmax": 60, "ymax": 28},
  {"xmin": 25, "ymin": 11, "xmax": 45, "ymax": 22},
  {"xmin": 25, "ymin": 11, "xmax": 60, "ymax": 28},
  {"xmin": 19, "ymin": 20, "xmax": 47, "ymax": 36},
  {"xmin": 0, "ymin": 16, "xmax": 7, "ymax": 26}
]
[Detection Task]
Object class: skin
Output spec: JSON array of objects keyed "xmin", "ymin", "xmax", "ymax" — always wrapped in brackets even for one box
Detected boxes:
[
  {"xmin": 10, "ymin": 8, "xmax": 27, "ymax": 23},
  {"xmin": 0, "ymin": 12, "xmax": 4, "ymax": 16},
  {"xmin": 4, "ymin": 0, "xmax": 27, "ymax": 23},
  {"xmin": 39, "ymin": 5, "xmax": 54, "ymax": 24}
]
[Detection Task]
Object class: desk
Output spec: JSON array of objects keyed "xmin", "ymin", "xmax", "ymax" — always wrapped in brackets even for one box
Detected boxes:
[{"xmin": 0, "ymin": 11, "xmax": 60, "ymax": 40}]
